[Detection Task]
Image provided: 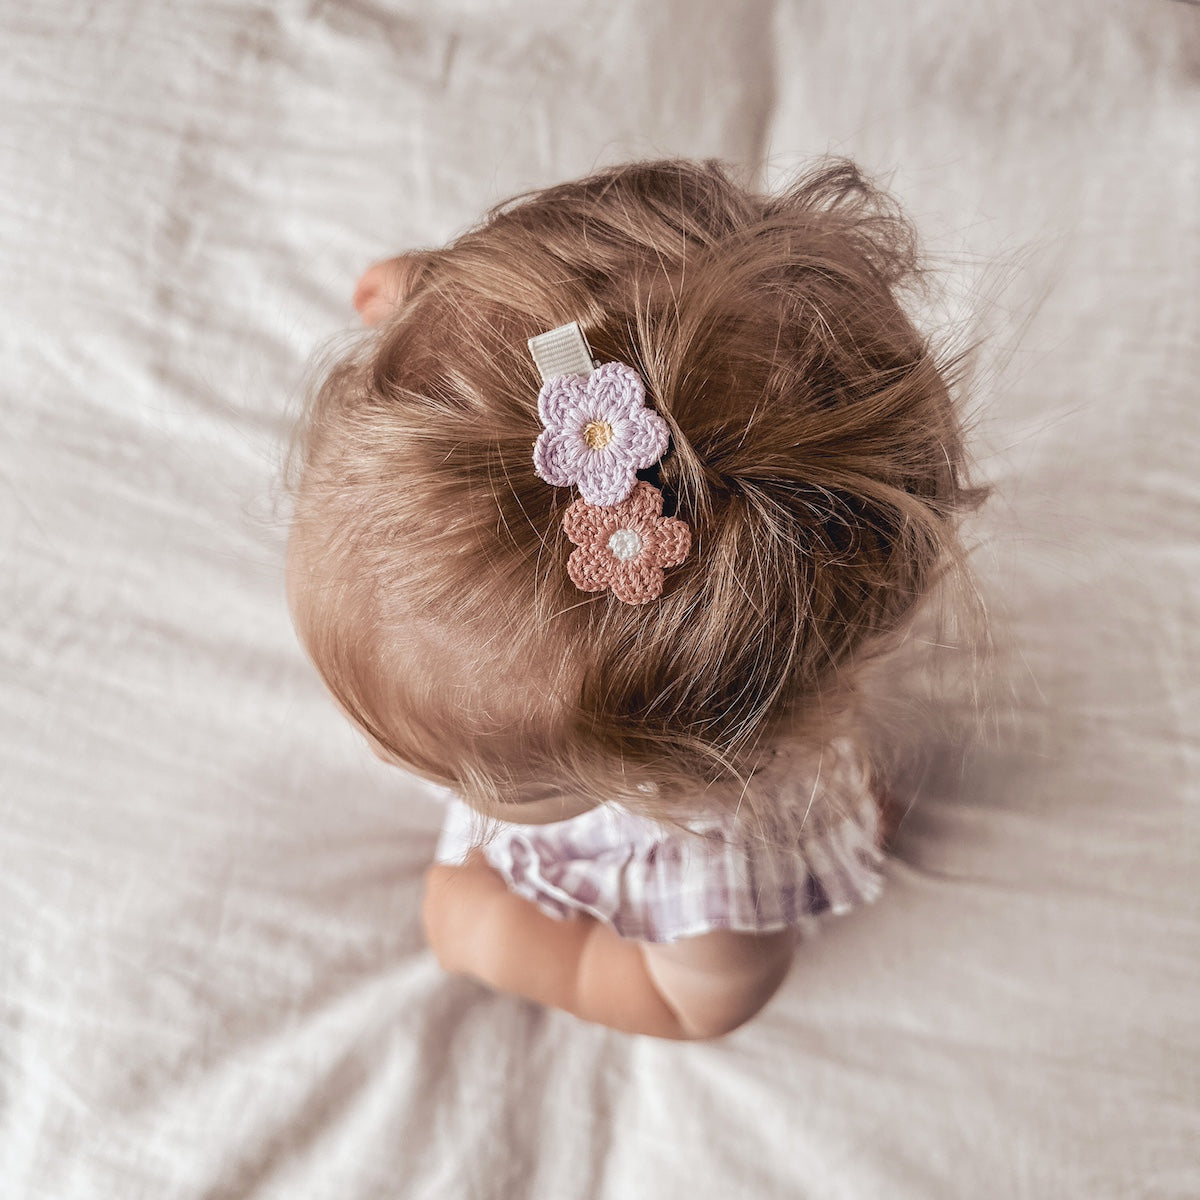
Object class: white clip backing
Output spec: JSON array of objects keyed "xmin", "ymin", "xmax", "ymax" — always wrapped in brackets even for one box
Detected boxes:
[{"xmin": 528, "ymin": 322, "xmax": 596, "ymax": 383}]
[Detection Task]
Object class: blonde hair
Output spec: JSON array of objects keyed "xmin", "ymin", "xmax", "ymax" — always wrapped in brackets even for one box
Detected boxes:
[{"xmin": 288, "ymin": 158, "xmax": 985, "ymax": 827}]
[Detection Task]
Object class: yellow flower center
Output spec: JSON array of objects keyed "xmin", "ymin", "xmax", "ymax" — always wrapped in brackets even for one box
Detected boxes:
[{"xmin": 583, "ymin": 420, "xmax": 614, "ymax": 450}]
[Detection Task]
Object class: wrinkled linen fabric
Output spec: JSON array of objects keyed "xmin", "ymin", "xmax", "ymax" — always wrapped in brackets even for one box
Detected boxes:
[{"xmin": 1, "ymin": 2, "xmax": 1197, "ymax": 1199}]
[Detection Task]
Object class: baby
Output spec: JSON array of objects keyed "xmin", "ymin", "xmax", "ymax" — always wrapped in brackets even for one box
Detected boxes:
[{"xmin": 288, "ymin": 159, "xmax": 981, "ymax": 1040}]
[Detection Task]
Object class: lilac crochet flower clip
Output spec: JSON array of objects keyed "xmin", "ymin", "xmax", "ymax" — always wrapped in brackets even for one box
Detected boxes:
[{"xmin": 533, "ymin": 361, "xmax": 670, "ymax": 507}]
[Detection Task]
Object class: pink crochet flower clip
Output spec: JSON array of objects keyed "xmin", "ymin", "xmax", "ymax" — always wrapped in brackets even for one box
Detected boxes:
[
  {"xmin": 562, "ymin": 481, "xmax": 691, "ymax": 606},
  {"xmin": 533, "ymin": 361, "xmax": 670, "ymax": 506}
]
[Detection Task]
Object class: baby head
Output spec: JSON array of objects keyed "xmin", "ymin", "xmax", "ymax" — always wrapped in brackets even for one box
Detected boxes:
[{"xmin": 288, "ymin": 158, "xmax": 980, "ymax": 825}]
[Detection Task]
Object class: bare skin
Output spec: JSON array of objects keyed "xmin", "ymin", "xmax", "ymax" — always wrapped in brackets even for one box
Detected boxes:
[
  {"xmin": 423, "ymin": 850, "xmax": 796, "ymax": 1041},
  {"xmin": 353, "ymin": 255, "xmax": 426, "ymax": 326}
]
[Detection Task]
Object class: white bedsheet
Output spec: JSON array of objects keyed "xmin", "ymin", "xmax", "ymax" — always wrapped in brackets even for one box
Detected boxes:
[{"xmin": 2, "ymin": 2, "xmax": 1197, "ymax": 1197}]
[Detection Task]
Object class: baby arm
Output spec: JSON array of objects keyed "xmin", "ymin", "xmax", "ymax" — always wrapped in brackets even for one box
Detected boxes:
[{"xmin": 422, "ymin": 852, "xmax": 795, "ymax": 1040}]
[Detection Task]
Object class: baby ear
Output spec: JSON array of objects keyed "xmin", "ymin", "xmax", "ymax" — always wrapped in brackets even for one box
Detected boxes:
[{"xmin": 353, "ymin": 254, "xmax": 426, "ymax": 326}]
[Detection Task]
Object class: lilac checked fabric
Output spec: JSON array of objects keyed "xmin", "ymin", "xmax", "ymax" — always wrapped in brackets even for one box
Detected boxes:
[{"xmin": 434, "ymin": 739, "xmax": 886, "ymax": 944}]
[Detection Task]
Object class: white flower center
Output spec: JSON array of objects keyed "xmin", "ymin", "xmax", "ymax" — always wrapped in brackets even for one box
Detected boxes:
[{"xmin": 608, "ymin": 528, "xmax": 642, "ymax": 561}]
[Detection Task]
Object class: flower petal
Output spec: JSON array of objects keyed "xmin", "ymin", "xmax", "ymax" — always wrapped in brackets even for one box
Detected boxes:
[
  {"xmin": 587, "ymin": 362, "xmax": 645, "ymax": 422},
  {"xmin": 538, "ymin": 375, "xmax": 589, "ymax": 428},
  {"xmin": 562, "ymin": 497, "xmax": 621, "ymax": 545},
  {"xmin": 567, "ymin": 545, "xmax": 617, "ymax": 592},
  {"xmin": 575, "ymin": 457, "xmax": 640, "ymax": 507},
  {"xmin": 609, "ymin": 560, "xmax": 665, "ymax": 605},
  {"xmin": 648, "ymin": 517, "xmax": 691, "ymax": 569},
  {"xmin": 620, "ymin": 408, "xmax": 671, "ymax": 469},
  {"xmin": 533, "ymin": 429, "xmax": 585, "ymax": 487},
  {"xmin": 623, "ymin": 480, "xmax": 665, "ymax": 522}
]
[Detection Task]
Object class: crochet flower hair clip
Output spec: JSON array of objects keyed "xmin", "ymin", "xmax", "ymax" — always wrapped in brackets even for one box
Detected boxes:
[{"xmin": 528, "ymin": 322, "xmax": 691, "ymax": 606}]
